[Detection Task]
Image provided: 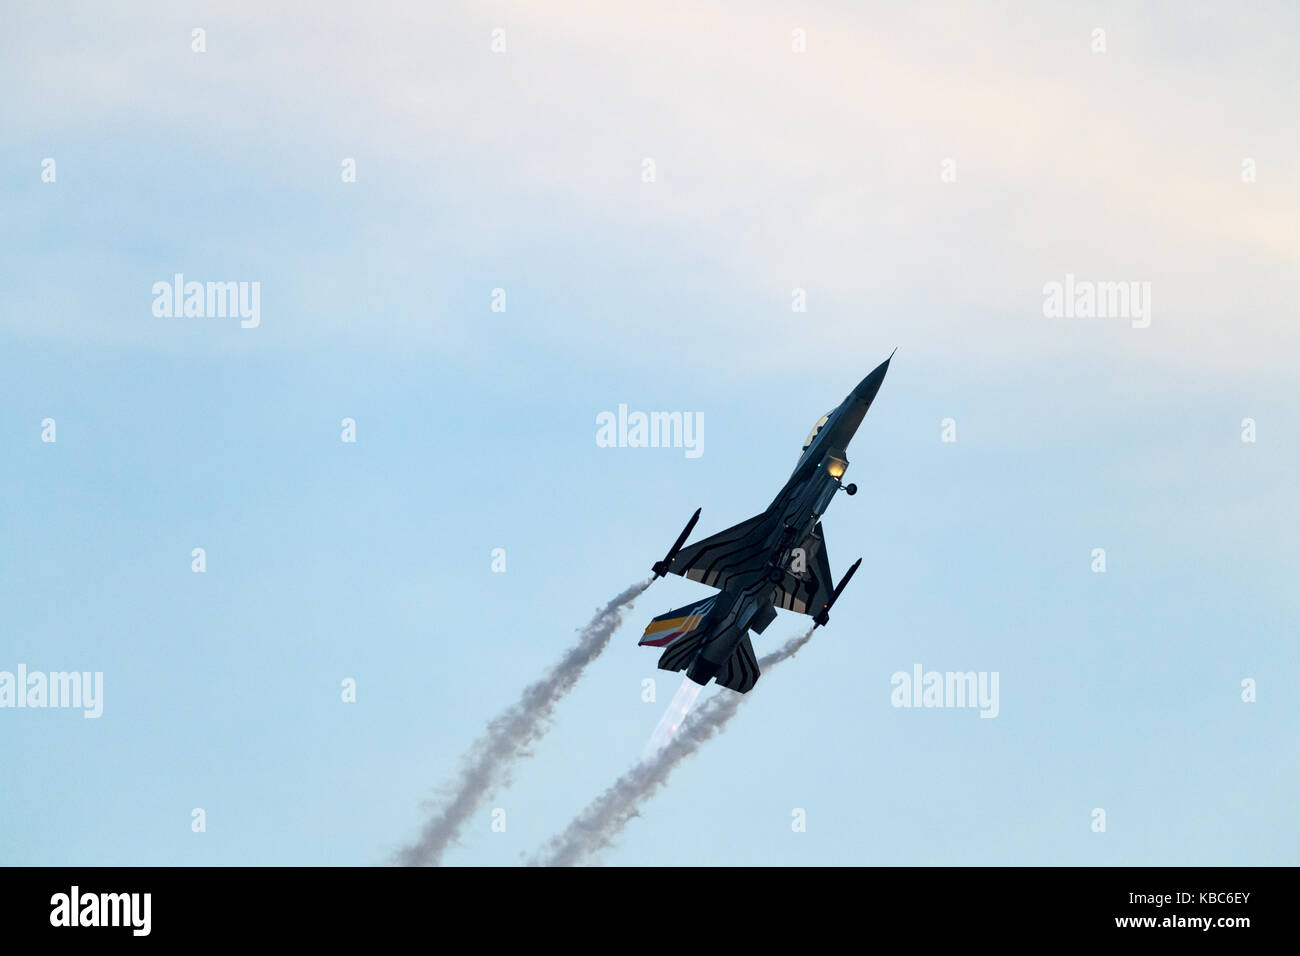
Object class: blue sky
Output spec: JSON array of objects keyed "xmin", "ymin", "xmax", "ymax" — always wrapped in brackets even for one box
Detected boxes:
[{"xmin": 1, "ymin": 1, "xmax": 1296, "ymax": 865}]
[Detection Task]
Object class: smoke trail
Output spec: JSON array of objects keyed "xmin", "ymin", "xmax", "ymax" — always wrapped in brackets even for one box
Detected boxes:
[
  {"xmin": 531, "ymin": 626, "xmax": 816, "ymax": 866},
  {"xmin": 396, "ymin": 578, "xmax": 651, "ymax": 866}
]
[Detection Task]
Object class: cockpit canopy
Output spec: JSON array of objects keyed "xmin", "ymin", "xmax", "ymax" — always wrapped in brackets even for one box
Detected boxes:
[{"xmin": 801, "ymin": 411, "xmax": 832, "ymax": 453}]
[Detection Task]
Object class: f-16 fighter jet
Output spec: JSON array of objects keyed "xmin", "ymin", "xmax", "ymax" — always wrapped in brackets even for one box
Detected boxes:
[{"xmin": 639, "ymin": 354, "xmax": 893, "ymax": 693}]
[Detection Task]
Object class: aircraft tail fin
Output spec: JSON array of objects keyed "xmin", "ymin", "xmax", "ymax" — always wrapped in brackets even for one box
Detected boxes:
[{"xmin": 640, "ymin": 596, "xmax": 716, "ymax": 651}]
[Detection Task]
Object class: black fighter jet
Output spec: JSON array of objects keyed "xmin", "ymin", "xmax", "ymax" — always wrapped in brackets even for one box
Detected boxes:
[{"xmin": 639, "ymin": 354, "xmax": 893, "ymax": 693}]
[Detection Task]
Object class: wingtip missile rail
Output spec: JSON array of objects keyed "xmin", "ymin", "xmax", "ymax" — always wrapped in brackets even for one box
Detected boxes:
[
  {"xmin": 812, "ymin": 557, "xmax": 862, "ymax": 628},
  {"xmin": 652, "ymin": 508, "xmax": 701, "ymax": 579}
]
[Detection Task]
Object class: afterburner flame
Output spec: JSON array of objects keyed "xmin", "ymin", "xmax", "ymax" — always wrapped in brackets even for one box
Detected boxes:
[{"xmin": 641, "ymin": 677, "xmax": 704, "ymax": 762}]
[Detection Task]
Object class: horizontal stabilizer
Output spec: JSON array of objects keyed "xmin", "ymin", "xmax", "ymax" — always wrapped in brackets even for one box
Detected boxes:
[
  {"xmin": 715, "ymin": 634, "xmax": 761, "ymax": 693},
  {"xmin": 657, "ymin": 631, "xmax": 708, "ymax": 674}
]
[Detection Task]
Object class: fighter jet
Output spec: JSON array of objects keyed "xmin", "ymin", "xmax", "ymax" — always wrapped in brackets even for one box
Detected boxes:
[{"xmin": 639, "ymin": 353, "xmax": 893, "ymax": 693}]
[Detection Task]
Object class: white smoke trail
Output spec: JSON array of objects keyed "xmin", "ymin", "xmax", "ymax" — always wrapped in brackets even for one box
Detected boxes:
[
  {"xmin": 396, "ymin": 578, "xmax": 651, "ymax": 866},
  {"xmin": 530, "ymin": 626, "xmax": 816, "ymax": 867}
]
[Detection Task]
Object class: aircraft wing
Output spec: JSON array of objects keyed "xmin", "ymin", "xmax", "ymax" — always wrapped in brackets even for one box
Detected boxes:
[
  {"xmin": 668, "ymin": 511, "xmax": 770, "ymax": 591},
  {"xmin": 666, "ymin": 513, "xmax": 835, "ymax": 617},
  {"xmin": 772, "ymin": 522, "xmax": 834, "ymax": 615}
]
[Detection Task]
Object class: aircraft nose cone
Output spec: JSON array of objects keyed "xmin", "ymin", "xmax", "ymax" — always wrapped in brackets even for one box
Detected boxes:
[{"xmin": 853, "ymin": 351, "xmax": 894, "ymax": 404}]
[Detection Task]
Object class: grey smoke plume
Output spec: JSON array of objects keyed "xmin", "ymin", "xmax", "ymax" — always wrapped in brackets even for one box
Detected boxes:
[
  {"xmin": 530, "ymin": 626, "xmax": 816, "ymax": 866},
  {"xmin": 396, "ymin": 578, "xmax": 652, "ymax": 866}
]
